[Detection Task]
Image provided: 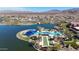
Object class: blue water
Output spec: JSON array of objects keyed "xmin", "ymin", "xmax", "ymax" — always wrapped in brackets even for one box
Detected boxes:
[
  {"xmin": 26, "ymin": 31, "xmax": 62, "ymax": 36},
  {"xmin": 0, "ymin": 24, "xmax": 55, "ymax": 51},
  {"xmin": 24, "ymin": 28, "xmax": 62, "ymax": 40},
  {"xmin": 50, "ymin": 32, "xmax": 62, "ymax": 36}
]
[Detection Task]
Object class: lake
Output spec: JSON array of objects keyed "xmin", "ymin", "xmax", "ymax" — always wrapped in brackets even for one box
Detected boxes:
[{"xmin": 0, "ymin": 24, "xmax": 55, "ymax": 51}]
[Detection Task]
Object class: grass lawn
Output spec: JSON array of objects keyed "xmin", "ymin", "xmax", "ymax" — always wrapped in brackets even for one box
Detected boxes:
[{"xmin": 42, "ymin": 36, "xmax": 49, "ymax": 47}]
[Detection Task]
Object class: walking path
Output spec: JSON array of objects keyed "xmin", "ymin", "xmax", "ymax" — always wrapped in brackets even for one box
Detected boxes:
[{"xmin": 16, "ymin": 30, "xmax": 29, "ymax": 41}]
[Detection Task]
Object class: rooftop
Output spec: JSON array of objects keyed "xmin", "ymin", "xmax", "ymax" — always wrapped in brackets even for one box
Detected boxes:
[{"xmin": 71, "ymin": 21, "xmax": 79, "ymax": 25}]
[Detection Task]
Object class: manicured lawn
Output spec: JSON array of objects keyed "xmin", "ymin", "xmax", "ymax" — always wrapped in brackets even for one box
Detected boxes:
[{"xmin": 42, "ymin": 36, "xmax": 49, "ymax": 47}]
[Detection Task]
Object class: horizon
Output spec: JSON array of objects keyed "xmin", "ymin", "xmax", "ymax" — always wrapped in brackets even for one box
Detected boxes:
[{"xmin": 0, "ymin": 7, "xmax": 78, "ymax": 12}]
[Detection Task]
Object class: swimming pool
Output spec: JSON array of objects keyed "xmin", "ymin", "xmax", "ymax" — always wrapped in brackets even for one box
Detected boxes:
[{"xmin": 24, "ymin": 29, "xmax": 62, "ymax": 37}]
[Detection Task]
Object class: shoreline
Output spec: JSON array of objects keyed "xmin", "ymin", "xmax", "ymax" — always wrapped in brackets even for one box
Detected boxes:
[{"xmin": 16, "ymin": 30, "xmax": 29, "ymax": 41}]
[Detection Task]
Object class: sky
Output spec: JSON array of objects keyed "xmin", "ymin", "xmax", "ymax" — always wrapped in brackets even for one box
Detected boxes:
[{"xmin": 0, "ymin": 7, "xmax": 78, "ymax": 12}]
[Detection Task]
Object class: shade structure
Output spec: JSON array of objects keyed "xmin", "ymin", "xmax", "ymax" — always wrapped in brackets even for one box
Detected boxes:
[{"xmin": 24, "ymin": 29, "xmax": 37, "ymax": 36}]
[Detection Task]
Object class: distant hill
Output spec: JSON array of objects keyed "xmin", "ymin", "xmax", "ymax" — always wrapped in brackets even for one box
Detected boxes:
[
  {"xmin": 42, "ymin": 10, "xmax": 61, "ymax": 13},
  {"xmin": 0, "ymin": 8, "xmax": 79, "ymax": 14},
  {"xmin": 62, "ymin": 8, "xmax": 79, "ymax": 14}
]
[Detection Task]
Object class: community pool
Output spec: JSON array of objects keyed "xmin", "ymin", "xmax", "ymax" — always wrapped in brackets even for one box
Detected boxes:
[{"xmin": 24, "ymin": 29, "xmax": 62, "ymax": 37}]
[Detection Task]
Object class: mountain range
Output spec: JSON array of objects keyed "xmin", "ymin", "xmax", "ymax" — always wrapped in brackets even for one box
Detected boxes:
[{"xmin": 0, "ymin": 8, "xmax": 79, "ymax": 14}]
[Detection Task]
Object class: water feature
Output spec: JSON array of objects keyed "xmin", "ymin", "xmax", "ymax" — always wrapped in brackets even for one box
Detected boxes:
[{"xmin": 0, "ymin": 24, "xmax": 54, "ymax": 51}]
